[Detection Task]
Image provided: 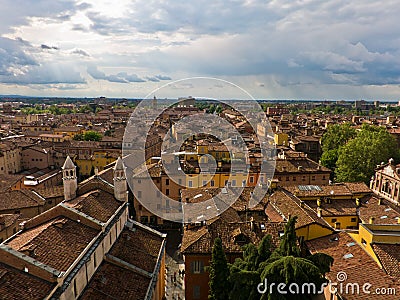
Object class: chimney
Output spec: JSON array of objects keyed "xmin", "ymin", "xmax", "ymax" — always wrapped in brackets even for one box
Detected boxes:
[
  {"xmin": 317, "ymin": 207, "xmax": 322, "ymax": 217},
  {"xmin": 369, "ymin": 217, "xmax": 375, "ymax": 224},
  {"xmin": 334, "ymin": 222, "xmax": 341, "ymax": 230},
  {"xmin": 397, "ymin": 218, "xmax": 400, "ymax": 224},
  {"xmin": 355, "ymin": 198, "xmax": 360, "ymax": 207},
  {"xmin": 94, "ymin": 167, "xmax": 99, "ymax": 176},
  {"xmin": 378, "ymin": 198, "xmax": 383, "ymax": 205},
  {"xmin": 317, "ymin": 198, "xmax": 322, "ymax": 207},
  {"xmin": 300, "ymin": 200, "xmax": 305, "ymax": 208}
]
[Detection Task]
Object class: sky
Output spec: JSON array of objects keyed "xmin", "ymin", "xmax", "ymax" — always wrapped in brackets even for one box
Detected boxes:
[{"xmin": 1, "ymin": 0, "xmax": 400, "ymax": 100}]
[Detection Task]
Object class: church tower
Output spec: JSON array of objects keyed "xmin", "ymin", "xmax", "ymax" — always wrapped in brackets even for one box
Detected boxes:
[
  {"xmin": 62, "ymin": 156, "xmax": 77, "ymax": 201},
  {"xmin": 113, "ymin": 157, "xmax": 127, "ymax": 202}
]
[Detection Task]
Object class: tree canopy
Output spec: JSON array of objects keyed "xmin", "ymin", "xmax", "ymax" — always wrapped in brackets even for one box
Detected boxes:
[
  {"xmin": 209, "ymin": 237, "xmax": 230, "ymax": 300},
  {"xmin": 73, "ymin": 131, "xmax": 102, "ymax": 141},
  {"xmin": 320, "ymin": 123, "xmax": 399, "ymax": 183},
  {"xmin": 335, "ymin": 124, "xmax": 399, "ymax": 183},
  {"xmin": 207, "ymin": 217, "xmax": 333, "ymax": 300}
]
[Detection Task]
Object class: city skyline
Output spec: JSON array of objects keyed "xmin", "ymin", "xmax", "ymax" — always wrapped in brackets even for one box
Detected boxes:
[{"xmin": 1, "ymin": 1, "xmax": 400, "ymax": 100}]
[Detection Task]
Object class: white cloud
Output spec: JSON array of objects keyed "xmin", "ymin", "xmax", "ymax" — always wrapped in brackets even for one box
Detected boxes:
[{"xmin": 0, "ymin": 0, "xmax": 400, "ymax": 99}]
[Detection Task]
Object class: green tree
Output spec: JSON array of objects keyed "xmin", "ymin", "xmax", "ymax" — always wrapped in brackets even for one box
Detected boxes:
[
  {"xmin": 229, "ymin": 235, "xmax": 273, "ymax": 300},
  {"xmin": 83, "ymin": 131, "xmax": 102, "ymax": 141},
  {"xmin": 260, "ymin": 256, "xmax": 326, "ymax": 300},
  {"xmin": 209, "ymin": 237, "xmax": 230, "ymax": 300},
  {"xmin": 335, "ymin": 124, "xmax": 399, "ymax": 183},
  {"xmin": 258, "ymin": 217, "xmax": 333, "ymax": 300},
  {"xmin": 276, "ymin": 217, "xmax": 300, "ymax": 257}
]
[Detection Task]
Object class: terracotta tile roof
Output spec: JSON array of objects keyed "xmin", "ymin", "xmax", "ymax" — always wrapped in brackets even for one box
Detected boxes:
[
  {"xmin": 77, "ymin": 177, "xmax": 114, "ymax": 196},
  {"xmin": 0, "ymin": 174, "xmax": 23, "ymax": 192},
  {"xmin": 79, "ymin": 262, "xmax": 151, "ymax": 300},
  {"xmin": 181, "ymin": 207, "xmax": 280, "ymax": 254},
  {"xmin": 268, "ymin": 189, "xmax": 332, "ymax": 229},
  {"xmin": 343, "ymin": 182, "xmax": 371, "ymax": 194},
  {"xmin": 109, "ymin": 227, "xmax": 163, "ymax": 273},
  {"xmin": 64, "ymin": 189, "xmax": 123, "ymax": 223},
  {"xmin": 182, "ymin": 187, "xmax": 267, "ymax": 212},
  {"xmin": 0, "ymin": 214, "xmax": 20, "ymax": 231},
  {"xmin": 285, "ymin": 183, "xmax": 353, "ymax": 198},
  {"xmin": 6, "ymin": 216, "xmax": 99, "ymax": 271},
  {"xmin": 98, "ymin": 167, "xmax": 114, "ymax": 185},
  {"xmin": 372, "ymin": 243, "xmax": 400, "ymax": 278},
  {"xmin": 307, "ymin": 199, "xmax": 358, "ymax": 216},
  {"xmin": 359, "ymin": 195, "xmax": 400, "ymax": 224},
  {"xmin": 0, "ymin": 262, "xmax": 55, "ymax": 300},
  {"xmin": 275, "ymin": 157, "xmax": 331, "ymax": 173},
  {"xmin": 34, "ymin": 186, "xmax": 64, "ymax": 199},
  {"xmin": 0, "ymin": 190, "xmax": 45, "ymax": 211},
  {"xmin": 265, "ymin": 205, "xmax": 284, "ymax": 222},
  {"xmin": 306, "ymin": 232, "xmax": 400, "ymax": 300}
]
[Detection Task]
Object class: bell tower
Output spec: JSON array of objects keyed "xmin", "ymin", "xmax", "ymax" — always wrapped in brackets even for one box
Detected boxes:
[
  {"xmin": 113, "ymin": 157, "xmax": 127, "ymax": 202},
  {"xmin": 62, "ymin": 156, "xmax": 77, "ymax": 201}
]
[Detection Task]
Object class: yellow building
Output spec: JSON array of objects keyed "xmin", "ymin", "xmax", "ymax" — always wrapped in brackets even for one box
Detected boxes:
[
  {"xmin": 54, "ymin": 126, "xmax": 84, "ymax": 139},
  {"xmin": 349, "ymin": 223, "xmax": 400, "ymax": 267},
  {"xmin": 274, "ymin": 132, "xmax": 289, "ymax": 146},
  {"xmin": 75, "ymin": 151, "xmax": 118, "ymax": 176}
]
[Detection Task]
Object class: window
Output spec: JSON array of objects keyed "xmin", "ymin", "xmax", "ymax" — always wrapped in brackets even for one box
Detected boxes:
[
  {"xmin": 351, "ymin": 217, "xmax": 357, "ymax": 222},
  {"xmin": 210, "ymin": 180, "xmax": 215, "ymax": 187},
  {"xmin": 166, "ymin": 179, "xmax": 170, "ymax": 185},
  {"xmin": 178, "ymin": 178, "xmax": 182, "ymax": 185},
  {"xmin": 302, "ymin": 176, "xmax": 306, "ymax": 181},
  {"xmin": 286, "ymin": 176, "xmax": 289, "ymax": 181},
  {"xmin": 361, "ymin": 238, "xmax": 367, "ymax": 246},
  {"xmin": 94, "ymin": 253, "xmax": 97, "ymax": 268},
  {"xmin": 150, "ymin": 216, "xmax": 157, "ymax": 225},
  {"xmin": 293, "ymin": 176, "xmax": 296, "ymax": 181},
  {"xmin": 137, "ymin": 191, "xmax": 142, "ymax": 198},
  {"xmin": 203, "ymin": 180, "xmax": 207, "ymax": 186},
  {"xmin": 188, "ymin": 180, "xmax": 193, "ymax": 188},
  {"xmin": 166, "ymin": 189, "xmax": 170, "ymax": 196},
  {"xmin": 250, "ymin": 176, "xmax": 254, "ymax": 183},
  {"xmin": 322, "ymin": 175, "xmax": 326, "ymax": 180},
  {"xmin": 331, "ymin": 218, "xmax": 337, "ymax": 223},
  {"xmin": 232, "ymin": 180, "xmax": 236, "ymax": 186},
  {"xmin": 73, "ymin": 280, "xmax": 77, "ymax": 297},
  {"xmin": 311, "ymin": 176, "xmax": 316, "ymax": 181},
  {"xmin": 140, "ymin": 216, "xmax": 148, "ymax": 223},
  {"xmin": 138, "ymin": 205, "xmax": 143, "ymax": 211},
  {"xmin": 193, "ymin": 285, "xmax": 201, "ymax": 299},
  {"xmin": 138, "ymin": 179, "xmax": 141, "ymax": 184},
  {"xmin": 191, "ymin": 260, "xmax": 204, "ymax": 274}
]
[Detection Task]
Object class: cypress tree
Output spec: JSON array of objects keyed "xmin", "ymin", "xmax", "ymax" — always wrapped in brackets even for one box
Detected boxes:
[{"xmin": 209, "ymin": 237, "xmax": 230, "ymax": 300}]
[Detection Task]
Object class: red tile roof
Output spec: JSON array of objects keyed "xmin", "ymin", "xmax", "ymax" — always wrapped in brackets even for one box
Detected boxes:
[
  {"xmin": 64, "ymin": 189, "xmax": 123, "ymax": 223},
  {"xmin": 306, "ymin": 232, "xmax": 400, "ymax": 300},
  {"xmin": 79, "ymin": 261, "xmax": 150, "ymax": 299},
  {"xmin": 372, "ymin": 243, "xmax": 400, "ymax": 278},
  {"xmin": 6, "ymin": 216, "xmax": 99, "ymax": 271},
  {"xmin": 109, "ymin": 227, "xmax": 163, "ymax": 273},
  {"xmin": 0, "ymin": 262, "xmax": 55, "ymax": 300}
]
